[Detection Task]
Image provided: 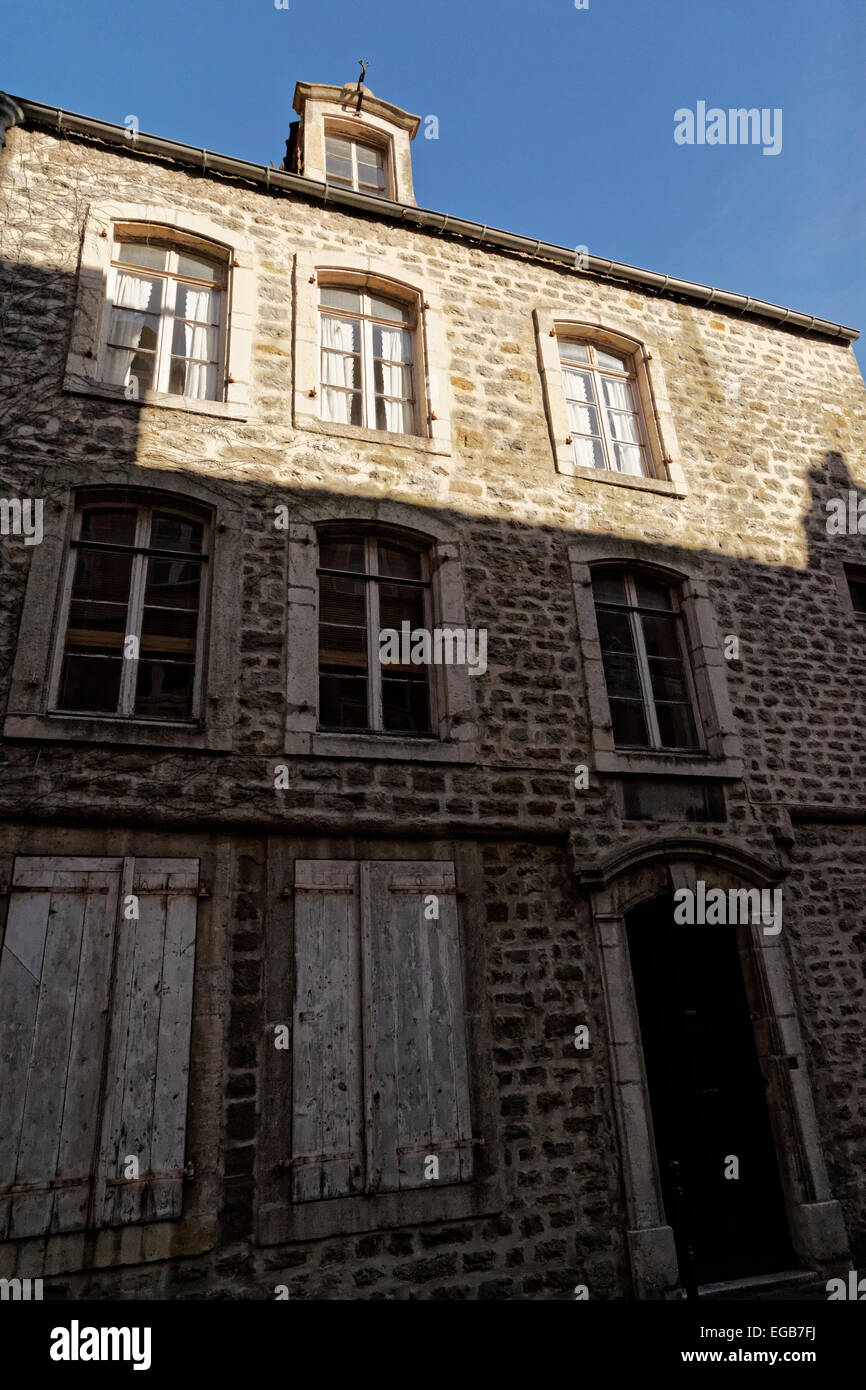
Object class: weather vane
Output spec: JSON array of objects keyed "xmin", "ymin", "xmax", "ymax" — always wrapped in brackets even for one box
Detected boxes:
[{"xmin": 356, "ymin": 59, "xmax": 371, "ymax": 111}]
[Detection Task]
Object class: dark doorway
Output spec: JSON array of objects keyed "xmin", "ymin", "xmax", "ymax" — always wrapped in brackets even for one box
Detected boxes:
[{"xmin": 626, "ymin": 894, "xmax": 796, "ymax": 1285}]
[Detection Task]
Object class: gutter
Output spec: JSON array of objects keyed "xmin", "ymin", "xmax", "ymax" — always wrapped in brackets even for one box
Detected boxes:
[{"xmin": 2, "ymin": 94, "xmax": 859, "ymax": 344}]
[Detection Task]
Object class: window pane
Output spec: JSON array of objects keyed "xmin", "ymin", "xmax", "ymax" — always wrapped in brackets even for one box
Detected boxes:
[
  {"xmin": 607, "ymin": 410, "xmax": 641, "ymax": 444},
  {"xmin": 174, "ymin": 285, "xmax": 221, "ymax": 326},
  {"xmin": 144, "ymin": 553, "xmax": 202, "ymax": 606},
  {"xmin": 648, "ymin": 656, "xmax": 689, "ymax": 702},
  {"xmin": 176, "ymin": 251, "xmax": 223, "ymax": 283},
  {"xmin": 592, "ymin": 571, "xmax": 628, "ymax": 606},
  {"xmin": 382, "ymin": 676, "xmax": 431, "ymax": 734},
  {"xmin": 112, "ymin": 271, "xmax": 163, "ymax": 315},
  {"xmin": 562, "ymin": 368, "xmax": 595, "ymax": 404},
  {"xmin": 596, "ymin": 608, "xmax": 639, "ymax": 658},
  {"xmin": 356, "ymin": 144, "xmax": 384, "ymax": 172},
  {"xmin": 640, "ymin": 613, "xmax": 682, "ymax": 660},
  {"xmin": 634, "ymin": 577, "xmax": 674, "ymax": 611},
  {"xmin": 559, "ymin": 341, "xmax": 590, "ymax": 364},
  {"xmin": 115, "ymin": 242, "xmax": 168, "ymax": 271},
  {"xmin": 325, "ymin": 136, "xmax": 352, "ymax": 159},
  {"xmin": 370, "ymin": 296, "xmax": 409, "ymax": 324},
  {"xmin": 70, "ymin": 549, "xmax": 133, "ymax": 603},
  {"xmin": 601, "ymin": 651, "xmax": 643, "ymax": 700},
  {"xmin": 566, "ymin": 401, "xmax": 600, "ymax": 437},
  {"xmin": 319, "ymin": 674, "xmax": 368, "ymax": 728},
  {"xmin": 104, "ymin": 347, "xmax": 156, "ymax": 392},
  {"xmin": 656, "ymin": 701, "xmax": 700, "ymax": 749},
  {"xmin": 57, "ymin": 655, "xmax": 123, "ymax": 713},
  {"xmin": 373, "ymin": 325, "xmax": 411, "ymax": 361},
  {"xmin": 150, "ymin": 513, "xmax": 204, "ymax": 554},
  {"xmin": 319, "ymin": 536, "xmax": 366, "ymax": 573},
  {"xmin": 378, "ymin": 581, "xmax": 425, "ymax": 636},
  {"xmin": 322, "ymin": 349, "xmax": 361, "ymax": 388},
  {"xmin": 320, "ymin": 288, "xmax": 363, "ymax": 314},
  {"xmin": 80, "ymin": 508, "xmax": 137, "ymax": 546},
  {"xmin": 134, "ymin": 660, "xmax": 195, "ymax": 719},
  {"xmin": 573, "ymin": 436, "xmax": 606, "ymax": 470},
  {"xmin": 170, "ymin": 320, "xmax": 220, "ymax": 361},
  {"xmin": 601, "ymin": 376, "xmax": 634, "ymax": 411},
  {"xmin": 319, "ymin": 574, "xmax": 367, "ymax": 631},
  {"xmin": 64, "ymin": 600, "xmax": 127, "ymax": 654},
  {"xmin": 613, "ymin": 442, "xmax": 645, "ymax": 476},
  {"xmin": 596, "ymin": 349, "xmax": 627, "ymax": 370},
  {"xmin": 168, "ymin": 358, "xmax": 220, "ymax": 400},
  {"xmin": 609, "ymin": 698, "xmax": 650, "ymax": 748},
  {"xmin": 108, "ymin": 306, "xmax": 161, "ymax": 353},
  {"xmin": 375, "ymin": 396, "xmax": 414, "ymax": 433},
  {"xmin": 377, "ymin": 542, "xmax": 423, "ymax": 580},
  {"xmin": 140, "ymin": 606, "xmax": 199, "ymax": 659}
]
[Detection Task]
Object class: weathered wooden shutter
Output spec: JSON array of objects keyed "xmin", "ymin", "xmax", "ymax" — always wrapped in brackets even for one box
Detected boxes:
[
  {"xmin": 361, "ymin": 861, "xmax": 473, "ymax": 1193},
  {"xmin": 0, "ymin": 858, "xmax": 121, "ymax": 1238},
  {"xmin": 95, "ymin": 859, "xmax": 199, "ymax": 1226},
  {"xmin": 291, "ymin": 860, "xmax": 364, "ymax": 1202}
]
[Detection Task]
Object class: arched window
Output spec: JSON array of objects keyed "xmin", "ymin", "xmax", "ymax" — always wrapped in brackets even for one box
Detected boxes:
[
  {"xmin": 592, "ymin": 566, "xmax": 701, "ymax": 750},
  {"xmin": 559, "ymin": 339, "xmax": 649, "ymax": 477},
  {"xmin": 102, "ymin": 228, "xmax": 228, "ymax": 401},
  {"xmin": 319, "ymin": 284, "xmax": 416, "ymax": 435},
  {"xmin": 317, "ymin": 528, "xmax": 433, "ymax": 734},
  {"xmin": 52, "ymin": 495, "xmax": 210, "ymax": 721}
]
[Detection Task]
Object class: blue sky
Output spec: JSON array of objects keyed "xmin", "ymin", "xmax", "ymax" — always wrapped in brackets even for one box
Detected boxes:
[{"xmin": 3, "ymin": 0, "xmax": 865, "ymax": 369}]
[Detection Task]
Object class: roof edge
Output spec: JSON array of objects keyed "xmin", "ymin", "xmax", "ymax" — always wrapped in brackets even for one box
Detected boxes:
[{"xmin": 2, "ymin": 94, "xmax": 858, "ymax": 343}]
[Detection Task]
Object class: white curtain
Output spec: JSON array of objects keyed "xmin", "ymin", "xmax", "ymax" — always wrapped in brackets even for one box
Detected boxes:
[
  {"xmin": 320, "ymin": 316, "xmax": 357, "ymax": 423},
  {"xmin": 562, "ymin": 367, "xmax": 594, "ymax": 405},
  {"xmin": 106, "ymin": 273, "xmax": 154, "ymax": 385},
  {"xmin": 377, "ymin": 326, "xmax": 409, "ymax": 433},
  {"xmin": 182, "ymin": 288, "xmax": 219, "ymax": 400}
]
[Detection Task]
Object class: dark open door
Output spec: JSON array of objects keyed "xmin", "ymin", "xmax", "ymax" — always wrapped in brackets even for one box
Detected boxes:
[{"xmin": 626, "ymin": 894, "xmax": 796, "ymax": 1285}]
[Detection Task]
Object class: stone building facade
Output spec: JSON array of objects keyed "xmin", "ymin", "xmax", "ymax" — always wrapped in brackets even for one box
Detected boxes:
[{"xmin": 0, "ymin": 79, "xmax": 864, "ymax": 1301}]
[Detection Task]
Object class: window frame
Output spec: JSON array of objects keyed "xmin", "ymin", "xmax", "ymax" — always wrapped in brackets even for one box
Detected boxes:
[
  {"xmin": 324, "ymin": 129, "xmax": 390, "ymax": 197},
  {"xmin": 592, "ymin": 567, "xmax": 704, "ymax": 754},
  {"xmin": 317, "ymin": 528, "xmax": 437, "ymax": 737},
  {"xmin": 64, "ymin": 204, "xmax": 254, "ymax": 422},
  {"xmin": 292, "ymin": 251, "xmax": 452, "ymax": 456},
  {"xmin": 284, "ymin": 507, "xmax": 476, "ymax": 764},
  {"xmin": 534, "ymin": 311, "xmax": 688, "ymax": 496},
  {"xmin": 318, "ymin": 286, "xmax": 418, "ymax": 436},
  {"xmin": 560, "ymin": 342, "xmax": 652, "ymax": 478},
  {"xmin": 48, "ymin": 498, "xmax": 211, "ymax": 724},
  {"xmin": 568, "ymin": 540, "xmax": 744, "ymax": 779},
  {"xmin": 4, "ymin": 478, "xmax": 240, "ymax": 752},
  {"xmin": 101, "ymin": 234, "xmax": 228, "ymax": 402}
]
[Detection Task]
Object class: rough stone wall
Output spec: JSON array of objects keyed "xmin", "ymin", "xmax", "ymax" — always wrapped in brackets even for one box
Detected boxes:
[{"xmin": 0, "ymin": 121, "xmax": 864, "ymax": 1296}]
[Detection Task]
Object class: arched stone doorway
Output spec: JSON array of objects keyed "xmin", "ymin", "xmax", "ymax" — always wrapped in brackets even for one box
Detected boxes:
[{"xmin": 579, "ymin": 837, "xmax": 851, "ymax": 1299}]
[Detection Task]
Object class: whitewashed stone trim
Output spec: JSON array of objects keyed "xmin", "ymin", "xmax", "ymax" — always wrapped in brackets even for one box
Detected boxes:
[
  {"xmin": 576, "ymin": 841, "xmax": 851, "ymax": 1296},
  {"xmin": 63, "ymin": 201, "xmax": 255, "ymax": 420}
]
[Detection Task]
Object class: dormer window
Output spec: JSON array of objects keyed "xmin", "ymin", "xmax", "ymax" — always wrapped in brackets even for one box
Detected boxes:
[
  {"xmin": 325, "ymin": 134, "xmax": 387, "ymax": 196},
  {"xmin": 292, "ymin": 81, "xmax": 420, "ymax": 206}
]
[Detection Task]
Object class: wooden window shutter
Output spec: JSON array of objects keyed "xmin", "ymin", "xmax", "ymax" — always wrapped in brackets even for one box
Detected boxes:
[
  {"xmin": 94, "ymin": 859, "xmax": 199, "ymax": 1227},
  {"xmin": 361, "ymin": 860, "xmax": 473, "ymax": 1193},
  {"xmin": 0, "ymin": 858, "xmax": 121, "ymax": 1239},
  {"xmin": 0, "ymin": 855, "xmax": 198, "ymax": 1237},
  {"xmin": 291, "ymin": 860, "xmax": 364, "ymax": 1202}
]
